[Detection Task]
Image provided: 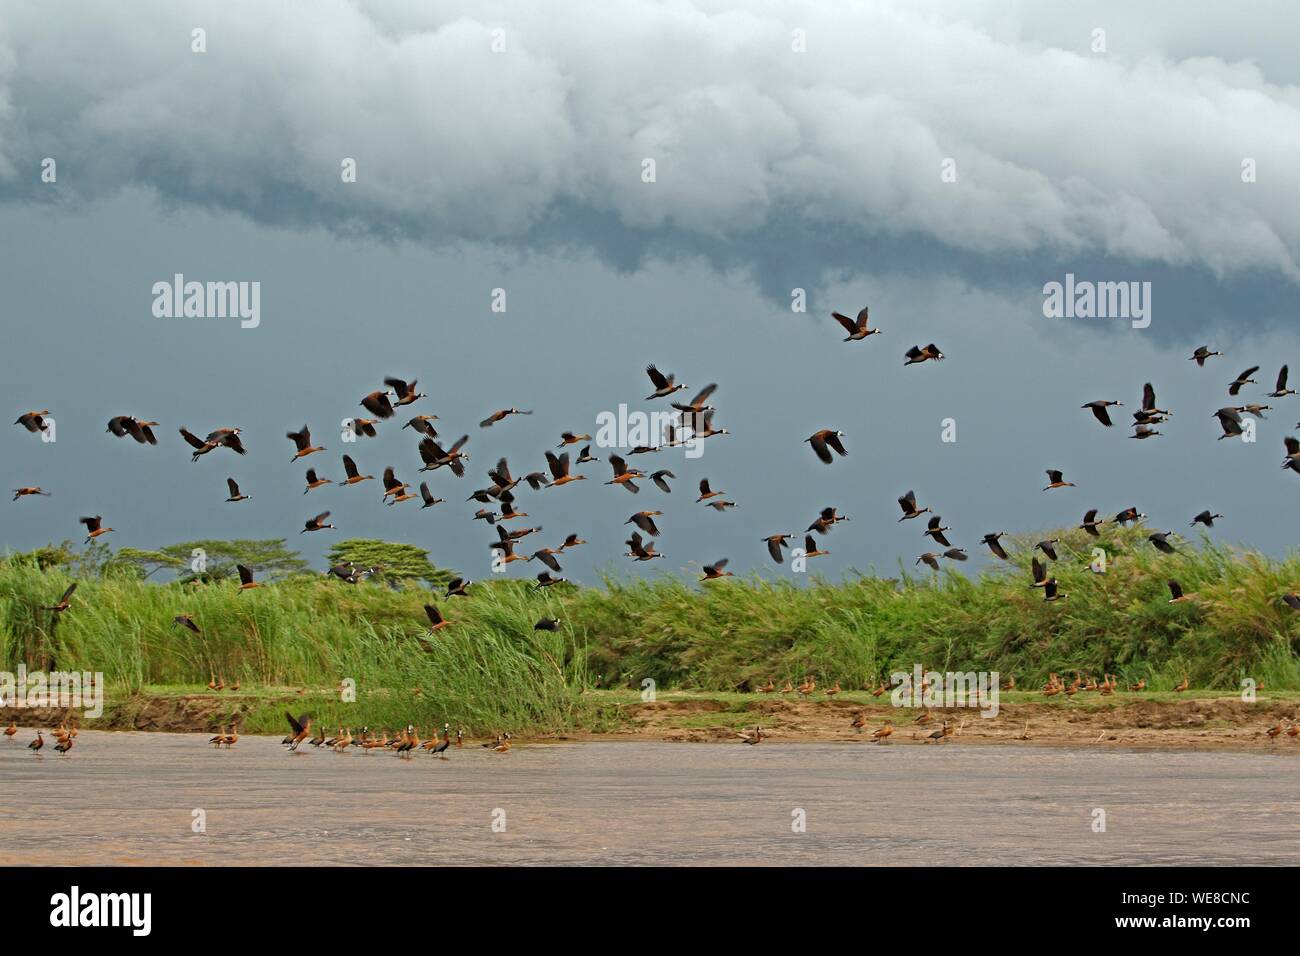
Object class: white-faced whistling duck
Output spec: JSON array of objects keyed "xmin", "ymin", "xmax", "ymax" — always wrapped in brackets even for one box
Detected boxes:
[
  {"xmin": 649, "ymin": 469, "xmax": 674, "ymax": 493},
  {"xmin": 385, "ymin": 377, "xmax": 425, "ymax": 407},
  {"xmin": 1132, "ymin": 424, "xmax": 1162, "ymax": 440},
  {"xmin": 897, "ymin": 490, "xmax": 930, "ymax": 521},
  {"xmin": 1140, "ymin": 383, "xmax": 1171, "ymax": 418},
  {"xmin": 428, "ymin": 724, "xmax": 452, "ymax": 757},
  {"xmin": 671, "ymin": 383, "xmax": 718, "ymax": 417},
  {"xmin": 14, "ymin": 410, "xmax": 51, "ymax": 433},
  {"xmin": 1167, "ymin": 580, "xmax": 1196, "ymax": 604},
  {"xmin": 219, "ymin": 477, "xmax": 249, "ymax": 503},
  {"xmin": 807, "ymin": 506, "xmax": 848, "ymax": 535},
  {"xmin": 53, "ymin": 734, "xmax": 73, "ymax": 755},
  {"xmin": 286, "ymin": 425, "xmax": 325, "ymax": 462},
  {"xmin": 944, "ymin": 548, "xmax": 967, "ymax": 562},
  {"xmin": 1043, "ymin": 578, "xmax": 1063, "ymax": 601},
  {"xmin": 521, "ymin": 471, "xmax": 551, "ymax": 490},
  {"xmin": 308, "ymin": 724, "xmax": 326, "ymax": 747},
  {"xmin": 925, "ymin": 721, "xmax": 950, "ymax": 743},
  {"xmin": 360, "ymin": 389, "xmax": 395, "ymax": 419},
  {"xmin": 903, "ymin": 343, "xmax": 943, "ymax": 365},
  {"xmin": 41, "ymin": 582, "xmax": 77, "ymax": 613},
  {"xmin": 1281, "ymin": 593, "xmax": 1300, "ymax": 611},
  {"xmin": 645, "ymin": 364, "xmax": 688, "ymax": 400},
  {"xmin": 535, "ymin": 617, "xmax": 562, "ymax": 631},
  {"xmin": 1043, "ymin": 469, "xmax": 1075, "ymax": 491},
  {"xmin": 924, "ymin": 516, "xmax": 951, "ymax": 546},
  {"xmin": 1268, "ymin": 365, "xmax": 1295, "ymax": 398},
  {"xmin": 1190, "ymin": 345, "xmax": 1221, "ymax": 366},
  {"xmin": 559, "ymin": 533, "xmax": 586, "ymax": 551},
  {"xmin": 831, "ymin": 306, "xmax": 881, "ymax": 341},
  {"xmin": 1082, "ymin": 400, "xmax": 1122, "ymax": 427},
  {"xmin": 624, "ymin": 531, "xmax": 661, "ymax": 561},
  {"xmin": 480, "ymin": 407, "xmax": 532, "ymax": 428},
  {"xmin": 981, "ymin": 531, "xmax": 1010, "ymax": 559},
  {"xmin": 558, "ymin": 431, "xmax": 591, "ymax": 446},
  {"xmin": 533, "ymin": 567, "xmax": 564, "ymax": 590},
  {"xmin": 1029, "ymin": 557, "xmax": 1049, "ymax": 587},
  {"xmin": 235, "ymin": 564, "xmax": 260, "ymax": 592},
  {"xmin": 1173, "ymin": 676, "xmax": 1189, "ymax": 692},
  {"xmin": 606, "ymin": 455, "xmax": 643, "ymax": 492},
  {"xmin": 79, "ymin": 516, "xmax": 113, "ymax": 543},
  {"xmin": 806, "ymin": 429, "xmax": 847, "ymax": 464},
  {"xmin": 173, "ymin": 613, "xmax": 200, "ymax": 633},
  {"xmin": 1114, "ymin": 506, "xmax": 1146, "ymax": 526},
  {"xmin": 419, "ymin": 483, "xmax": 444, "ymax": 508},
  {"xmin": 803, "ymin": 535, "xmax": 829, "ymax": 559},
  {"xmin": 763, "ymin": 533, "xmax": 793, "ymax": 563},
  {"xmin": 870, "ymin": 723, "xmax": 893, "ymax": 743},
  {"xmin": 301, "ymin": 511, "xmax": 335, "ymax": 533},
  {"xmin": 1149, "ymin": 531, "xmax": 1178, "ymax": 554},
  {"xmin": 704, "ymin": 498, "xmax": 737, "ymax": 512},
  {"xmin": 418, "ymin": 435, "xmax": 469, "ymax": 475},
  {"xmin": 28, "ymin": 730, "xmax": 44, "ymax": 752},
  {"xmin": 488, "ymin": 458, "xmax": 519, "ymax": 493},
  {"xmin": 12, "ymin": 486, "xmax": 50, "ymax": 501},
  {"xmin": 424, "ymin": 603, "xmax": 450, "ymax": 631},
  {"xmin": 1228, "ymin": 366, "xmax": 1259, "ymax": 396},
  {"xmin": 1235, "ymin": 403, "xmax": 1270, "ymax": 419},
  {"xmin": 1078, "ymin": 509, "xmax": 1104, "ymax": 536},
  {"xmin": 338, "ymin": 454, "xmax": 373, "ymax": 486},
  {"xmin": 106, "ymin": 415, "xmax": 159, "ymax": 444},
  {"xmin": 916, "ymin": 552, "xmax": 941, "ymax": 571},
  {"xmin": 1035, "ymin": 538, "xmax": 1060, "ymax": 560},
  {"xmin": 3, "ymin": 721, "xmax": 15, "ymax": 740},
  {"xmin": 735, "ymin": 726, "xmax": 764, "ymax": 744},
  {"xmin": 1190, "ymin": 510, "xmax": 1222, "ymax": 528},
  {"xmin": 543, "ymin": 452, "xmax": 585, "ymax": 489},
  {"xmin": 701, "ymin": 558, "xmax": 733, "ymax": 581},
  {"xmin": 1215, "ymin": 407, "xmax": 1244, "ymax": 440}
]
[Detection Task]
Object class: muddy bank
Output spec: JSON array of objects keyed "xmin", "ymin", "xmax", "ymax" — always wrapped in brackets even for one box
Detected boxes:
[
  {"xmin": 2, "ymin": 688, "xmax": 1298, "ymax": 753},
  {"xmin": 600, "ymin": 694, "xmax": 1300, "ymax": 752}
]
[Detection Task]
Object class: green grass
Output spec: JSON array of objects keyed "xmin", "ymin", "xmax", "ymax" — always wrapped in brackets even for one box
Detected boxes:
[{"xmin": 2, "ymin": 525, "xmax": 1298, "ymax": 735}]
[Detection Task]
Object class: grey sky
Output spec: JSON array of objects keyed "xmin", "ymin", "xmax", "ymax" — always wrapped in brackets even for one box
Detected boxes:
[{"xmin": 1, "ymin": 2, "xmax": 1298, "ymax": 583}]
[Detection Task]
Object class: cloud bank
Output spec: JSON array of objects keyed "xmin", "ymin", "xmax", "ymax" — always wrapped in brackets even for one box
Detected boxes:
[{"xmin": 2, "ymin": 0, "xmax": 1299, "ymax": 290}]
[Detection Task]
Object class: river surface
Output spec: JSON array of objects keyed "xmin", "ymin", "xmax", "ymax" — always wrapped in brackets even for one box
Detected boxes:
[{"xmin": 0, "ymin": 731, "xmax": 1295, "ymax": 865}]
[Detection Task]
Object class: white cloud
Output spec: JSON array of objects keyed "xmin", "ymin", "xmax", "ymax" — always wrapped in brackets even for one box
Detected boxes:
[{"xmin": 2, "ymin": 0, "xmax": 1298, "ymax": 279}]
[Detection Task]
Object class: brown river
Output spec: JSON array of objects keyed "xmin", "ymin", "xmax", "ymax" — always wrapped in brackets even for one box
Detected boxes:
[{"xmin": 1, "ymin": 731, "xmax": 1295, "ymax": 865}]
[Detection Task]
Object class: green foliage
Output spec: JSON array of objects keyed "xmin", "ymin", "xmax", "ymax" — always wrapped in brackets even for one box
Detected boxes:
[
  {"xmin": 325, "ymin": 538, "xmax": 455, "ymax": 590},
  {"xmin": 0, "ymin": 527, "xmax": 1296, "ymax": 732},
  {"xmin": 157, "ymin": 539, "xmax": 310, "ymax": 583}
]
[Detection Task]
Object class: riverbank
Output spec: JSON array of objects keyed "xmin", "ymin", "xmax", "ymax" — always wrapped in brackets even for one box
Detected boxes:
[{"xmin": 3, "ymin": 686, "xmax": 1297, "ymax": 753}]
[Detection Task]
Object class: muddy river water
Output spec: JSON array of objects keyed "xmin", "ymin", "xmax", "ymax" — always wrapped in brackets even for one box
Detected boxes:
[{"xmin": 1, "ymin": 731, "xmax": 1295, "ymax": 865}]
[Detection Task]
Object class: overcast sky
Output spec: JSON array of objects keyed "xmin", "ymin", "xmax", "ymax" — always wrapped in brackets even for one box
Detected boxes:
[{"xmin": 2, "ymin": 1, "xmax": 1298, "ymax": 584}]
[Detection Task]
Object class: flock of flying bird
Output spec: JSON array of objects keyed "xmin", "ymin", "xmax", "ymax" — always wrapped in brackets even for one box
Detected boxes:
[
  {"xmin": 7, "ymin": 307, "xmax": 1300, "ymax": 756},
  {"xmin": 12, "ymin": 312, "xmax": 1300, "ymax": 617}
]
